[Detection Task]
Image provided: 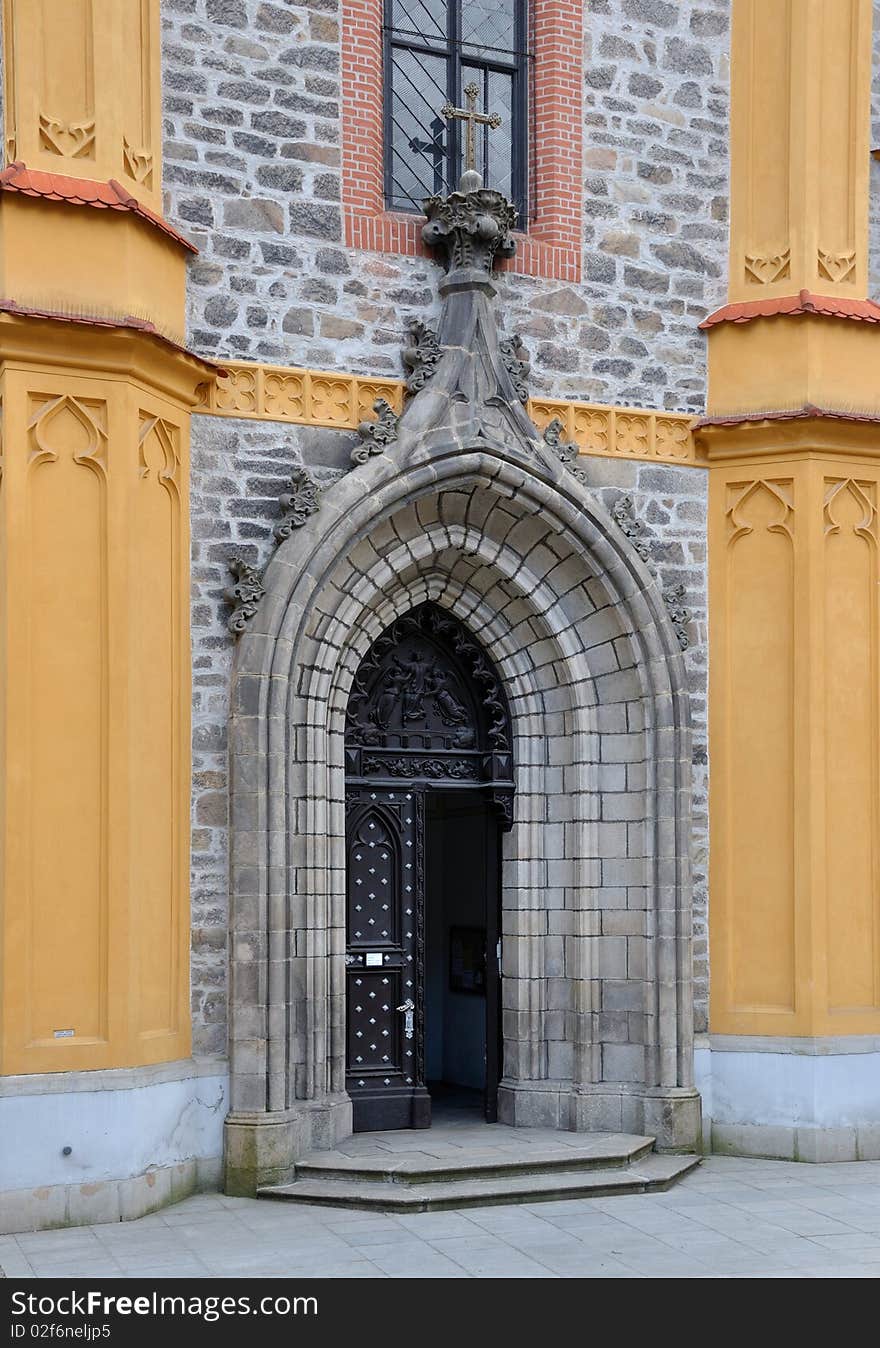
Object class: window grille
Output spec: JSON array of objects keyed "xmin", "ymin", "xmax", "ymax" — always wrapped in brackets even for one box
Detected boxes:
[{"xmin": 383, "ymin": 0, "xmax": 532, "ymax": 218}]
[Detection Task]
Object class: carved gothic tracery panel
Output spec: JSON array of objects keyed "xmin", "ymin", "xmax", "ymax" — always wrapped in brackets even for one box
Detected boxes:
[{"xmin": 345, "ymin": 601, "xmax": 514, "ymax": 819}]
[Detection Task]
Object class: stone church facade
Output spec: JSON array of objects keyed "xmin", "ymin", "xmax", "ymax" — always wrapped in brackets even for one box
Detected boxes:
[{"xmin": 1, "ymin": 0, "xmax": 880, "ymax": 1230}]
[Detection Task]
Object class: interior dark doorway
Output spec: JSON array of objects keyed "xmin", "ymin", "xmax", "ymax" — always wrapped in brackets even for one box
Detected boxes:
[
  {"xmin": 343, "ymin": 602, "xmax": 514, "ymax": 1134},
  {"xmin": 425, "ymin": 793, "xmax": 501, "ymax": 1124}
]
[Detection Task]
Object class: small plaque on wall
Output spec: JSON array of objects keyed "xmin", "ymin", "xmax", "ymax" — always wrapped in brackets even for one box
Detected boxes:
[{"xmin": 449, "ymin": 926, "xmax": 486, "ymax": 994}]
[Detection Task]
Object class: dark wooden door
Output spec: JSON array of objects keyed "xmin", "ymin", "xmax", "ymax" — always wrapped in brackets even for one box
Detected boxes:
[
  {"xmin": 483, "ymin": 808, "xmax": 502, "ymax": 1122},
  {"xmin": 343, "ymin": 602, "xmax": 514, "ymax": 1133},
  {"xmin": 345, "ymin": 786, "xmax": 431, "ymax": 1131}
]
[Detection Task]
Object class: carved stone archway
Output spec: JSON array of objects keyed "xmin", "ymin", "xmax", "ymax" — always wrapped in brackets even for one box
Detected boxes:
[{"xmin": 223, "ymin": 172, "xmax": 699, "ymax": 1193}]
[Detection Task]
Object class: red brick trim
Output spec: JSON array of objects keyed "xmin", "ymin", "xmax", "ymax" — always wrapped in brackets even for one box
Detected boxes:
[{"xmin": 341, "ymin": 1, "xmax": 582, "ymax": 282}]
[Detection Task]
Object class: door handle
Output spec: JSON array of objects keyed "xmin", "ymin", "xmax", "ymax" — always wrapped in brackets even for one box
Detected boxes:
[{"xmin": 396, "ymin": 998, "xmax": 415, "ymax": 1039}]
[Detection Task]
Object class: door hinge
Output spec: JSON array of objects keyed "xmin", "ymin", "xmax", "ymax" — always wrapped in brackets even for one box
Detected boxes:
[{"xmin": 496, "ymin": 938, "xmax": 502, "ymax": 967}]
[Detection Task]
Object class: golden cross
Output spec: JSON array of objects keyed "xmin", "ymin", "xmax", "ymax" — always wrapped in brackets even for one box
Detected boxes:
[{"xmin": 441, "ymin": 82, "xmax": 502, "ymax": 176}]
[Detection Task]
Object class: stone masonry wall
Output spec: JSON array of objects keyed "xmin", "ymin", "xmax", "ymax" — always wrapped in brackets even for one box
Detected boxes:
[
  {"xmin": 188, "ymin": 419, "xmax": 709, "ymax": 1056},
  {"xmin": 162, "ymin": 0, "xmax": 730, "ymax": 414},
  {"xmin": 172, "ymin": 0, "xmax": 718, "ymax": 1055}
]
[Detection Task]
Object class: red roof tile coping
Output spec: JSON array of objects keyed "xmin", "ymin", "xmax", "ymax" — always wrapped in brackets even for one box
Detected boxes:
[
  {"xmin": 694, "ymin": 403, "xmax": 880, "ymax": 429},
  {"xmin": 0, "ymin": 163, "xmax": 197, "ymax": 253},
  {"xmin": 0, "ymin": 297, "xmax": 222, "ymax": 371},
  {"xmin": 700, "ymin": 290, "xmax": 880, "ymax": 329}
]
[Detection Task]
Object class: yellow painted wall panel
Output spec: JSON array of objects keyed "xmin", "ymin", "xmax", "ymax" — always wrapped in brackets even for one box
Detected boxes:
[
  {"xmin": 0, "ymin": 353, "xmax": 195, "ymax": 1075},
  {"xmin": 37, "ymin": 0, "xmax": 95, "ymax": 161},
  {"xmin": 26, "ymin": 395, "xmax": 107, "ymax": 1046},
  {"xmin": 131, "ymin": 413, "xmax": 181, "ymax": 1043},
  {"xmin": 0, "ymin": 204, "xmax": 187, "ymax": 353},
  {"xmin": 120, "ymin": 0, "xmax": 157, "ymax": 192},
  {"xmin": 728, "ymin": 0, "xmax": 871, "ymax": 301},
  {"xmin": 734, "ymin": 0, "xmax": 791, "ymax": 289},
  {"xmin": 2, "ymin": 0, "xmax": 162, "ymax": 208},
  {"xmin": 707, "ymin": 436, "xmax": 880, "ymax": 1038},
  {"xmin": 823, "ymin": 478, "xmax": 880, "ymax": 1012},
  {"xmin": 725, "ymin": 479, "xmax": 796, "ymax": 1012},
  {"xmin": 817, "ymin": 2, "xmax": 858, "ymax": 281},
  {"xmin": 0, "ymin": 377, "xmax": 121, "ymax": 1071}
]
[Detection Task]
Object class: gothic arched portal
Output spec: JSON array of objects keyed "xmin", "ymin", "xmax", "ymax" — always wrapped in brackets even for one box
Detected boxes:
[
  {"xmin": 224, "ymin": 454, "xmax": 700, "ymax": 1194},
  {"xmin": 223, "ymin": 161, "xmax": 699, "ymax": 1196}
]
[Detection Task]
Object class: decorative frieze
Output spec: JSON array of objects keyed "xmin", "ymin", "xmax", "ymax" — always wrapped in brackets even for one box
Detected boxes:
[
  {"xmin": 197, "ymin": 362, "xmax": 699, "ymax": 467},
  {"xmin": 196, "ymin": 364, "xmax": 405, "ymax": 430}
]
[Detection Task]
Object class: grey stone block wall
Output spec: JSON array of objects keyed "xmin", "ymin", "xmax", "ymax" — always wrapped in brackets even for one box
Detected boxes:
[
  {"xmin": 171, "ymin": 0, "xmax": 715, "ymax": 1056},
  {"xmin": 161, "ymin": 0, "xmax": 730, "ymax": 414},
  {"xmin": 190, "ymin": 416, "xmax": 348, "ymax": 1055},
  {"xmin": 188, "ymin": 415, "xmax": 708, "ymax": 1057}
]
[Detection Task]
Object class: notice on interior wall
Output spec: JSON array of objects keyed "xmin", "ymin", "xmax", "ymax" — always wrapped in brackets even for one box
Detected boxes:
[{"xmin": 449, "ymin": 926, "xmax": 486, "ymax": 994}]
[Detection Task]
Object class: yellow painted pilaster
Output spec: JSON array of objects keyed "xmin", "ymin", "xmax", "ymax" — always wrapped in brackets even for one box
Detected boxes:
[
  {"xmin": 0, "ymin": 323, "xmax": 207, "ymax": 1073},
  {"xmin": 706, "ymin": 0, "xmax": 880, "ymax": 1039},
  {"xmin": 729, "ymin": 0, "xmax": 871, "ymax": 301},
  {"xmin": 704, "ymin": 424, "xmax": 880, "ymax": 1036},
  {"xmin": 2, "ymin": 0, "xmax": 162, "ymax": 209},
  {"xmin": 0, "ymin": 6, "xmax": 214, "ymax": 1074}
]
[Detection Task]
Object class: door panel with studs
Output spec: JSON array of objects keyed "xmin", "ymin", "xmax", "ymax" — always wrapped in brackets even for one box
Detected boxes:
[{"xmin": 344, "ymin": 787, "xmax": 429, "ymax": 1130}]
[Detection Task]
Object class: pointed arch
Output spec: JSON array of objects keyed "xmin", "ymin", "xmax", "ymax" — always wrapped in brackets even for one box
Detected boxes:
[{"xmin": 224, "ymin": 447, "xmax": 699, "ymax": 1192}]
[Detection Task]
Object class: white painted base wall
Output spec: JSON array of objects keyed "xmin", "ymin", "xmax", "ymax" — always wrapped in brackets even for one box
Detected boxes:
[
  {"xmin": 0, "ymin": 1059, "xmax": 228, "ymax": 1232},
  {"xmin": 695, "ymin": 1037, "xmax": 880, "ymax": 1161}
]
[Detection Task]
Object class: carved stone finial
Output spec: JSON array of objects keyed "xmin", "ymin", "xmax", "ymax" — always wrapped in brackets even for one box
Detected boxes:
[
  {"xmin": 274, "ymin": 465, "xmax": 320, "ymax": 542},
  {"xmin": 543, "ymin": 418, "xmax": 586, "ymax": 483},
  {"xmin": 611, "ymin": 493, "xmax": 650, "ymax": 562},
  {"xmin": 402, "ymin": 320, "xmax": 442, "ymax": 395},
  {"xmin": 225, "ymin": 556, "xmax": 265, "ymax": 635},
  {"xmin": 662, "ymin": 583, "xmax": 692, "ymax": 651},
  {"xmin": 351, "ymin": 398, "xmax": 399, "ymax": 466},
  {"xmin": 421, "ymin": 185, "xmax": 517, "ymax": 274},
  {"xmin": 500, "ymin": 333, "xmax": 531, "ymax": 404}
]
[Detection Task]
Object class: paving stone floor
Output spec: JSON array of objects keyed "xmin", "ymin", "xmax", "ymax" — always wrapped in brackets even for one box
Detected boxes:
[{"xmin": 5, "ymin": 1157, "xmax": 880, "ymax": 1278}]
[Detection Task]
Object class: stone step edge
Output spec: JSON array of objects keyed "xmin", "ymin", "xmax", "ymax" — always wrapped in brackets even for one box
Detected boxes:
[
  {"xmin": 258, "ymin": 1155, "xmax": 701, "ymax": 1213},
  {"xmin": 293, "ymin": 1136, "xmax": 656, "ymax": 1186}
]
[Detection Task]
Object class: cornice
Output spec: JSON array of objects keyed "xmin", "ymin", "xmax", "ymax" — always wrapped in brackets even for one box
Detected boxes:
[
  {"xmin": 695, "ymin": 409, "xmax": 880, "ymax": 463},
  {"xmin": 0, "ymin": 311, "xmax": 220, "ymax": 405}
]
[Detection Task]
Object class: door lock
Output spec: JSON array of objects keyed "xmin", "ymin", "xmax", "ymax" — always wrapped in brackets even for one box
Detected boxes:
[{"xmin": 396, "ymin": 998, "xmax": 415, "ymax": 1040}]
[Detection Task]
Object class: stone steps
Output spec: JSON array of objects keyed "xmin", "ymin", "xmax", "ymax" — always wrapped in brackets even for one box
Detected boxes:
[{"xmin": 258, "ymin": 1133, "xmax": 700, "ymax": 1213}]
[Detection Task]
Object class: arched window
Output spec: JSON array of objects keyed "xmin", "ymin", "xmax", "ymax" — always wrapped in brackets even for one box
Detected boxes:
[{"xmin": 383, "ymin": 0, "xmax": 531, "ymax": 216}]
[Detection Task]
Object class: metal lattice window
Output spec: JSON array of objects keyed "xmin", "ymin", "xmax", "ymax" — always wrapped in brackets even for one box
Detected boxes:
[{"xmin": 383, "ymin": 0, "xmax": 531, "ymax": 218}]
